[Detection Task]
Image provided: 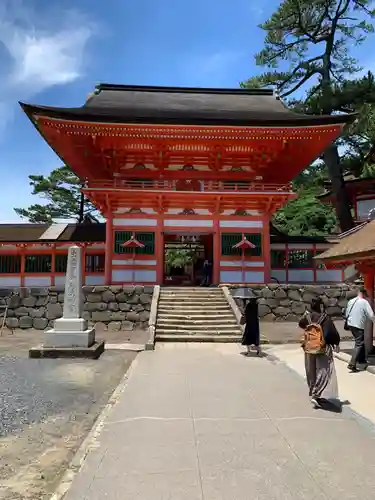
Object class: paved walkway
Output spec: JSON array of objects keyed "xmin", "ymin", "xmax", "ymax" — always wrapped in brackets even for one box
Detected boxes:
[{"xmin": 64, "ymin": 343, "xmax": 375, "ymax": 500}]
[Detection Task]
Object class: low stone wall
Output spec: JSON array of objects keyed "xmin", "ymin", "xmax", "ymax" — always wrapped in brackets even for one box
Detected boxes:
[
  {"xmin": 229, "ymin": 284, "xmax": 356, "ymax": 322},
  {"xmin": 1, "ymin": 285, "xmax": 154, "ymax": 331}
]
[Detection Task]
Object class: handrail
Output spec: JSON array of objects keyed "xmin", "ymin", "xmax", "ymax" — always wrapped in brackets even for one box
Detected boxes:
[{"xmin": 87, "ymin": 179, "xmax": 293, "ymax": 193}]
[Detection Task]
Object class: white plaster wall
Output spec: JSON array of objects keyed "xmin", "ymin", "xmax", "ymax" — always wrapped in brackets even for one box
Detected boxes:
[
  {"xmin": 270, "ymin": 244, "xmax": 286, "ymax": 250},
  {"xmin": 220, "ymin": 260, "xmax": 265, "ymax": 268},
  {"xmin": 24, "ymin": 276, "xmax": 51, "ymax": 287},
  {"xmin": 114, "ymin": 207, "xmax": 156, "ymax": 214},
  {"xmin": 112, "ymin": 259, "xmax": 157, "ymax": 266},
  {"xmin": 54, "ymin": 276, "xmax": 66, "ymax": 287},
  {"xmin": 316, "ymin": 270, "xmax": 342, "ymax": 282},
  {"xmin": 112, "ymin": 270, "xmax": 133, "ymax": 282},
  {"xmin": 244, "ymin": 271, "xmax": 264, "ymax": 283},
  {"xmin": 85, "ymin": 275, "xmax": 105, "ymax": 285},
  {"xmin": 0, "ymin": 277, "xmax": 21, "ymax": 287},
  {"xmin": 164, "ymin": 219, "xmax": 213, "ymax": 228},
  {"xmin": 220, "ymin": 270, "xmax": 242, "ymax": 283},
  {"xmin": 219, "ymin": 220, "xmax": 263, "ymax": 228},
  {"xmin": 271, "ymin": 270, "xmax": 287, "ymax": 282},
  {"xmin": 288, "ymin": 270, "xmax": 314, "ymax": 282},
  {"xmin": 113, "ymin": 218, "xmax": 157, "ymax": 227},
  {"xmin": 134, "ymin": 270, "xmax": 157, "ymax": 282}
]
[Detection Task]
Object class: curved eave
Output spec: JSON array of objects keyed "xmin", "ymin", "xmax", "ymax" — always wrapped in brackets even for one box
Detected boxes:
[{"xmin": 20, "ymin": 102, "xmax": 357, "ymax": 128}]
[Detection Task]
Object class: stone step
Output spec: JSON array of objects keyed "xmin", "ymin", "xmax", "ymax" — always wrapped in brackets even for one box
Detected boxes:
[
  {"xmin": 161, "ymin": 287, "xmax": 220, "ymax": 291},
  {"xmin": 160, "ymin": 295, "xmax": 225, "ymax": 301},
  {"xmin": 155, "ymin": 328, "xmax": 241, "ymax": 336},
  {"xmin": 155, "ymin": 333, "xmax": 242, "ymax": 342},
  {"xmin": 156, "ymin": 322, "xmax": 239, "ymax": 331},
  {"xmin": 158, "ymin": 299, "xmax": 228, "ymax": 306},
  {"xmin": 156, "ymin": 313, "xmax": 236, "ymax": 320},
  {"xmin": 157, "ymin": 316, "xmax": 237, "ymax": 325},
  {"xmin": 160, "ymin": 290, "xmax": 224, "ymax": 295},
  {"xmin": 157, "ymin": 306, "xmax": 232, "ymax": 313}
]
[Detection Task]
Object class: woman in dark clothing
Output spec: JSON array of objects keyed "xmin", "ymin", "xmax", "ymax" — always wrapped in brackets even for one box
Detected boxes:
[
  {"xmin": 299, "ymin": 297, "xmax": 340, "ymax": 408},
  {"xmin": 241, "ymin": 298, "xmax": 260, "ymax": 355}
]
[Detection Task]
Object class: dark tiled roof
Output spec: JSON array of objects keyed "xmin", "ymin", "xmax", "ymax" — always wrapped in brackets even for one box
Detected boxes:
[
  {"xmin": 0, "ymin": 222, "xmax": 331, "ymax": 244},
  {"xmin": 20, "ymin": 84, "xmax": 356, "ymax": 127},
  {"xmin": 0, "ymin": 224, "xmax": 49, "ymax": 242}
]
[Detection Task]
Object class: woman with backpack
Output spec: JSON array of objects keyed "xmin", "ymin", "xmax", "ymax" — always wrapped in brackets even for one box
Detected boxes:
[{"xmin": 298, "ymin": 298, "xmax": 340, "ymax": 409}]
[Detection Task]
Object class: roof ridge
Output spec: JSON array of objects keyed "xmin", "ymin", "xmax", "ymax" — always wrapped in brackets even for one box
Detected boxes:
[{"xmin": 94, "ymin": 83, "xmax": 275, "ymax": 96}]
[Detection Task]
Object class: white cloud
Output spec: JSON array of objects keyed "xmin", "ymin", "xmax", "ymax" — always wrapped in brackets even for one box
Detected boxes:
[{"xmin": 0, "ymin": 2, "xmax": 94, "ymax": 133}]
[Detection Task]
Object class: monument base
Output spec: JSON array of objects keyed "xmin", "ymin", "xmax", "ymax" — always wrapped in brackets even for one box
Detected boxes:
[
  {"xmin": 29, "ymin": 341, "xmax": 105, "ymax": 359},
  {"xmin": 43, "ymin": 328, "xmax": 96, "ymax": 348}
]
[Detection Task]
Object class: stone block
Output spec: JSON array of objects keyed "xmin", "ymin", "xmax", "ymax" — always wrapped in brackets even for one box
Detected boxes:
[
  {"xmin": 116, "ymin": 292, "xmax": 128, "ymax": 303},
  {"xmin": 134, "ymin": 304, "xmax": 144, "ymax": 312},
  {"xmin": 139, "ymin": 293, "xmax": 151, "ymax": 304},
  {"xmin": 36, "ymin": 297, "xmax": 49, "ymax": 306},
  {"xmin": 291, "ymin": 302, "xmax": 306, "ymax": 314},
  {"xmin": 86, "ymin": 293, "xmax": 103, "ymax": 303},
  {"xmin": 302, "ymin": 292, "xmax": 317, "ymax": 304},
  {"xmin": 109, "ymin": 285, "xmax": 123, "ymax": 293},
  {"xmin": 102, "ymin": 290, "xmax": 116, "ymax": 302},
  {"xmin": 139, "ymin": 310, "xmax": 149, "ymax": 322},
  {"xmin": 33, "ymin": 317, "xmax": 48, "ymax": 329},
  {"xmin": 19, "ymin": 316, "xmax": 34, "ymax": 328},
  {"xmin": 274, "ymin": 288, "xmax": 287, "ymax": 299},
  {"xmin": 46, "ymin": 303, "xmax": 63, "ymax": 320},
  {"xmin": 31, "ymin": 287, "xmax": 49, "ymax": 296},
  {"xmin": 8, "ymin": 295, "xmax": 20, "ymax": 308},
  {"xmin": 258, "ymin": 298, "xmax": 278, "ymax": 308},
  {"xmin": 92, "ymin": 286, "xmax": 107, "ymax": 293},
  {"xmin": 143, "ymin": 286, "xmax": 154, "ymax": 294},
  {"xmin": 58, "ymin": 293, "xmax": 65, "ymax": 302},
  {"xmin": 119, "ymin": 303, "xmax": 131, "ymax": 312},
  {"xmin": 261, "ymin": 313, "xmax": 276, "ymax": 322},
  {"xmin": 91, "ymin": 310, "xmax": 111, "ymax": 322},
  {"xmin": 22, "ymin": 296, "xmax": 37, "ymax": 307},
  {"xmin": 274, "ymin": 307, "xmax": 290, "ymax": 317},
  {"xmin": 135, "ymin": 285, "xmax": 144, "ymax": 295},
  {"xmin": 258, "ymin": 304, "xmax": 271, "ymax": 318},
  {"xmin": 14, "ymin": 306, "xmax": 30, "ymax": 317},
  {"xmin": 50, "ymin": 296, "xmax": 58, "ymax": 304},
  {"xmin": 82, "ymin": 286, "xmax": 95, "ymax": 294},
  {"xmin": 126, "ymin": 311, "xmax": 140, "ymax": 322},
  {"xmin": 6, "ymin": 317, "xmax": 19, "ymax": 328},
  {"xmin": 110, "ymin": 311, "xmax": 127, "ymax": 321},
  {"xmin": 29, "ymin": 307, "xmax": 45, "ymax": 318},
  {"xmin": 108, "ymin": 321, "xmax": 122, "ymax": 332},
  {"xmin": 108, "ymin": 302, "xmax": 119, "ymax": 311},
  {"xmin": 127, "ymin": 295, "xmax": 139, "ymax": 305},
  {"xmin": 121, "ymin": 321, "xmax": 134, "ymax": 331},
  {"xmin": 49, "ymin": 285, "xmax": 65, "ymax": 293},
  {"xmin": 261, "ymin": 288, "xmax": 273, "ymax": 298},
  {"xmin": 122, "ymin": 286, "xmax": 135, "ymax": 295},
  {"xmin": 285, "ymin": 314, "xmax": 300, "ymax": 322},
  {"xmin": 288, "ymin": 290, "xmax": 301, "ymax": 301}
]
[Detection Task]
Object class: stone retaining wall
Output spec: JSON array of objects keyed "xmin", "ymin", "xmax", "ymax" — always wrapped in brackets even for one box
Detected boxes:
[
  {"xmin": 1, "ymin": 285, "xmax": 154, "ymax": 331},
  {"xmin": 229, "ymin": 284, "xmax": 356, "ymax": 322}
]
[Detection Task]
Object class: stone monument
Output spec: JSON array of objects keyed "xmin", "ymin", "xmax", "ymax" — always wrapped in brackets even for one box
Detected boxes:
[{"xmin": 29, "ymin": 245, "xmax": 104, "ymax": 358}]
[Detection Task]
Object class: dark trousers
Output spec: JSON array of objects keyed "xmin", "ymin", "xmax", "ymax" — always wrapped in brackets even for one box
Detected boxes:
[{"xmin": 349, "ymin": 327, "xmax": 366, "ymax": 367}]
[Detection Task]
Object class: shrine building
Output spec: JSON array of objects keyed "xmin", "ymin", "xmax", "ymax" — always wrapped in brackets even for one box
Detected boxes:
[{"xmin": 0, "ymin": 85, "xmax": 355, "ymax": 287}]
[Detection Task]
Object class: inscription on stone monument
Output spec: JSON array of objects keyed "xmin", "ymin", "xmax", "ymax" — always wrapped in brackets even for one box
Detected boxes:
[{"xmin": 63, "ymin": 246, "xmax": 82, "ymax": 319}]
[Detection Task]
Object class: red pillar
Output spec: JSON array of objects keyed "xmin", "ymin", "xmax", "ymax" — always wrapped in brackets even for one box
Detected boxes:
[
  {"xmin": 262, "ymin": 215, "xmax": 271, "ymax": 283},
  {"xmin": 156, "ymin": 217, "xmax": 164, "ymax": 285},
  {"xmin": 364, "ymin": 271, "xmax": 375, "ymax": 306},
  {"xmin": 213, "ymin": 218, "xmax": 220, "ymax": 284},
  {"xmin": 104, "ymin": 213, "xmax": 113, "ymax": 285}
]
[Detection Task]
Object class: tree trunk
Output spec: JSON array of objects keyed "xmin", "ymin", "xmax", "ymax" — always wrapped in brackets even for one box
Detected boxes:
[
  {"xmin": 78, "ymin": 189, "xmax": 85, "ymax": 224},
  {"xmin": 323, "ymin": 144, "xmax": 354, "ymax": 232}
]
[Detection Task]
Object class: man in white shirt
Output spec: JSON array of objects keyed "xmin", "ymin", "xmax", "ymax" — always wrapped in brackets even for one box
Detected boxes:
[{"xmin": 346, "ymin": 286, "xmax": 375, "ymax": 372}]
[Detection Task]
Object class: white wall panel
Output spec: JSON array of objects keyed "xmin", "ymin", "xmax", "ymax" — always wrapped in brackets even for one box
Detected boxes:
[
  {"xmin": 288, "ymin": 270, "xmax": 314, "ymax": 282},
  {"xmin": 24, "ymin": 276, "xmax": 51, "ymax": 287},
  {"xmin": 219, "ymin": 220, "xmax": 263, "ymax": 229},
  {"xmin": 0, "ymin": 277, "xmax": 21, "ymax": 287},
  {"xmin": 113, "ymin": 218, "xmax": 157, "ymax": 227},
  {"xmin": 85, "ymin": 275, "xmax": 105, "ymax": 285}
]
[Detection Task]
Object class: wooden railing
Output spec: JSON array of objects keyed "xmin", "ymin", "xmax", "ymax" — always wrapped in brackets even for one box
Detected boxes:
[{"xmin": 87, "ymin": 179, "xmax": 293, "ymax": 193}]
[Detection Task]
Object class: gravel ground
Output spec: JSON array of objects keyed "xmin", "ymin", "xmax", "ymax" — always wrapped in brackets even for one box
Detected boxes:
[{"xmin": 0, "ymin": 333, "xmax": 136, "ymax": 500}]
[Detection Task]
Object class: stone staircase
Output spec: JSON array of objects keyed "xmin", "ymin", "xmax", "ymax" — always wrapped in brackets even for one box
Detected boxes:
[{"xmin": 155, "ymin": 287, "xmax": 242, "ymax": 342}]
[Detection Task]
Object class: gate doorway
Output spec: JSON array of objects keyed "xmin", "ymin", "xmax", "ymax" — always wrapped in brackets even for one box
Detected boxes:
[{"xmin": 163, "ymin": 232, "xmax": 213, "ymax": 286}]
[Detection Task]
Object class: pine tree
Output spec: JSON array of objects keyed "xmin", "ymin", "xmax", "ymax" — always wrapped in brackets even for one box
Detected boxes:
[{"xmin": 242, "ymin": 0, "xmax": 375, "ymax": 232}]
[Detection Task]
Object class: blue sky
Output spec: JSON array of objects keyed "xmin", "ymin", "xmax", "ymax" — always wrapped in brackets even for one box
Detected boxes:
[{"xmin": 0, "ymin": 0, "xmax": 374, "ymax": 222}]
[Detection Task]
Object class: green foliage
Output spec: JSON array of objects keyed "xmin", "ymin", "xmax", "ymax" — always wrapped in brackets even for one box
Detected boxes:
[
  {"xmin": 242, "ymin": 0, "xmax": 375, "ymax": 232},
  {"xmin": 14, "ymin": 166, "xmax": 97, "ymax": 223},
  {"xmin": 165, "ymin": 248, "xmax": 196, "ymax": 269},
  {"xmin": 273, "ymin": 188, "xmax": 337, "ymax": 236},
  {"xmin": 242, "ymin": 0, "xmax": 375, "ymax": 102}
]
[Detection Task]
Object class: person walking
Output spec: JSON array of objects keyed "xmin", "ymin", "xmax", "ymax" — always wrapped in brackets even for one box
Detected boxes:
[
  {"xmin": 241, "ymin": 297, "xmax": 260, "ymax": 356},
  {"xmin": 299, "ymin": 298, "xmax": 340, "ymax": 409},
  {"xmin": 345, "ymin": 286, "xmax": 375, "ymax": 373}
]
